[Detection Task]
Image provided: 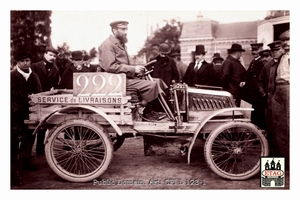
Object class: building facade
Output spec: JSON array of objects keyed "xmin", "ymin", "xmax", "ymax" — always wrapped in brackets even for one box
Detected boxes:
[
  {"xmin": 179, "ymin": 16, "xmax": 259, "ymax": 69},
  {"xmin": 257, "ymin": 14, "xmax": 290, "ymax": 49}
]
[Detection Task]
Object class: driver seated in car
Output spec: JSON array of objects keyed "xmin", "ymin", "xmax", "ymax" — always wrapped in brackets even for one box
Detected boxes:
[{"xmin": 98, "ymin": 20, "xmax": 168, "ymax": 119}]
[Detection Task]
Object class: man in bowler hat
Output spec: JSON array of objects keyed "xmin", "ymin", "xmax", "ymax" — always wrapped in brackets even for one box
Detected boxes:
[
  {"xmin": 58, "ymin": 50, "xmax": 91, "ymax": 89},
  {"xmin": 183, "ymin": 44, "xmax": 216, "ymax": 87},
  {"xmin": 220, "ymin": 43, "xmax": 247, "ymax": 106},
  {"xmin": 211, "ymin": 53, "xmax": 224, "ymax": 86},
  {"xmin": 150, "ymin": 43, "xmax": 179, "ymax": 112}
]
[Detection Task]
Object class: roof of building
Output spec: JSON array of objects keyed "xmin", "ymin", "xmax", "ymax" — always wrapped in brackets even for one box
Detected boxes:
[
  {"xmin": 181, "ymin": 20, "xmax": 259, "ymax": 40},
  {"xmin": 181, "ymin": 19, "xmax": 218, "ymax": 38},
  {"xmin": 215, "ymin": 21, "xmax": 259, "ymax": 39}
]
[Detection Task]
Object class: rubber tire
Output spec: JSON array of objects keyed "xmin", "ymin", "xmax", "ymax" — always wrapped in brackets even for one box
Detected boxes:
[
  {"xmin": 45, "ymin": 119, "xmax": 113, "ymax": 182},
  {"xmin": 204, "ymin": 121, "xmax": 269, "ymax": 180}
]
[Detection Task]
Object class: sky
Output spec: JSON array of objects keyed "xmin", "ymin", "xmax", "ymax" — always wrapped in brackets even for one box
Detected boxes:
[{"xmin": 50, "ymin": 10, "xmax": 268, "ymax": 55}]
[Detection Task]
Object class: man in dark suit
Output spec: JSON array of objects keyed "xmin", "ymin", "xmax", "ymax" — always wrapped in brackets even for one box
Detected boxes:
[
  {"xmin": 257, "ymin": 49, "xmax": 275, "ymax": 153},
  {"xmin": 211, "ymin": 53, "xmax": 224, "ymax": 87},
  {"xmin": 151, "ymin": 43, "xmax": 179, "ymax": 112},
  {"xmin": 11, "ymin": 52, "xmax": 42, "ymax": 185},
  {"xmin": 31, "ymin": 46, "xmax": 60, "ymax": 155},
  {"xmin": 58, "ymin": 50, "xmax": 91, "ymax": 89},
  {"xmin": 183, "ymin": 45, "xmax": 216, "ymax": 87},
  {"xmin": 244, "ymin": 43, "xmax": 266, "ymax": 129},
  {"xmin": 220, "ymin": 43, "xmax": 247, "ymax": 107},
  {"xmin": 151, "ymin": 43, "xmax": 179, "ymax": 88}
]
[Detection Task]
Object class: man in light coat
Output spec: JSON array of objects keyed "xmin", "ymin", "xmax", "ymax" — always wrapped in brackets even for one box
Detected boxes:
[{"xmin": 98, "ymin": 21, "xmax": 167, "ymax": 118}]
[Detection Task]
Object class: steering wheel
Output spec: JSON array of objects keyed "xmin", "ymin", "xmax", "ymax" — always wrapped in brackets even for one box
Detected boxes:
[{"xmin": 137, "ymin": 59, "xmax": 157, "ymax": 78}]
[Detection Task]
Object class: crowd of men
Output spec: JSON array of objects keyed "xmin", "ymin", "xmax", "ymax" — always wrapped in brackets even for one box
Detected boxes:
[{"xmin": 10, "ymin": 19, "xmax": 290, "ymax": 186}]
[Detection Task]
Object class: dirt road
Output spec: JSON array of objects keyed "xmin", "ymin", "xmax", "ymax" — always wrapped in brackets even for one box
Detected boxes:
[{"xmin": 11, "ymin": 136, "xmax": 289, "ymax": 190}]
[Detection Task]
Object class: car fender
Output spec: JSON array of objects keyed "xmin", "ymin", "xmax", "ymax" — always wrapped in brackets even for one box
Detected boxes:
[
  {"xmin": 32, "ymin": 105, "xmax": 123, "ymax": 137},
  {"xmin": 187, "ymin": 107, "xmax": 254, "ymax": 164}
]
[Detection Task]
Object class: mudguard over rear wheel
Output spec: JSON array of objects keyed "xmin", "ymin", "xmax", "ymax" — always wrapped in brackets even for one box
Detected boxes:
[
  {"xmin": 204, "ymin": 121, "xmax": 269, "ymax": 180},
  {"xmin": 45, "ymin": 119, "xmax": 113, "ymax": 182},
  {"xmin": 109, "ymin": 133, "xmax": 125, "ymax": 151}
]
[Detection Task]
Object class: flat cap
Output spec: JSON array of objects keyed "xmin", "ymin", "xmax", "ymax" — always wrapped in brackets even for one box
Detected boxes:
[
  {"xmin": 258, "ymin": 49, "xmax": 271, "ymax": 57},
  {"xmin": 279, "ymin": 30, "xmax": 290, "ymax": 41},
  {"xmin": 45, "ymin": 46, "xmax": 58, "ymax": 54},
  {"xmin": 267, "ymin": 40, "xmax": 282, "ymax": 51},
  {"xmin": 15, "ymin": 51, "xmax": 32, "ymax": 61},
  {"xmin": 250, "ymin": 43, "xmax": 263, "ymax": 50},
  {"xmin": 110, "ymin": 21, "xmax": 129, "ymax": 28}
]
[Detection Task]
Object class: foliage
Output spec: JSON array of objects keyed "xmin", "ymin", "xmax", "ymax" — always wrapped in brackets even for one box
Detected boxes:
[
  {"xmin": 56, "ymin": 42, "xmax": 71, "ymax": 58},
  {"xmin": 89, "ymin": 47, "xmax": 97, "ymax": 59},
  {"xmin": 10, "ymin": 11, "xmax": 52, "ymax": 65},
  {"xmin": 137, "ymin": 18, "xmax": 183, "ymax": 60}
]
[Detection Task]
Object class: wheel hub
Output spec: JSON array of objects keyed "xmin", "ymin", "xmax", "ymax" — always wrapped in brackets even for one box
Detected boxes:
[
  {"xmin": 74, "ymin": 146, "xmax": 82, "ymax": 154},
  {"xmin": 233, "ymin": 147, "xmax": 242, "ymax": 154}
]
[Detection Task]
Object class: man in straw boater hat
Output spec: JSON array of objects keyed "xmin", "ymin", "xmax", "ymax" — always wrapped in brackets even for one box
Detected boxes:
[
  {"xmin": 11, "ymin": 51, "xmax": 42, "ymax": 185},
  {"xmin": 220, "ymin": 43, "xmax": 247, "ymax": 107},
  {"xmin": 183, "ymin": 44, "xmax": 216, "ymax": 87},
  {"xmin": 98, "ymin": 20, "xmax": 167, "ymax": 119}
]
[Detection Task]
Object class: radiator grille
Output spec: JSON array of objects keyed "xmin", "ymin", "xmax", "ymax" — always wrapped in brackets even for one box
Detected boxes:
[{"xmin": 189, "ymin": 94, "xmax": 233, "ymax": 111}]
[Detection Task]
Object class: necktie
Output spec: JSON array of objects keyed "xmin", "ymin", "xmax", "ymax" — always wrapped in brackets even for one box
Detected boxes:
[
  {"xmin": 194, "ymin": 61, "xmax": 199, "ymax": 70},
  {"xmin": 194, "ymin": 61, "xmax": 202, "ymax": 70}
]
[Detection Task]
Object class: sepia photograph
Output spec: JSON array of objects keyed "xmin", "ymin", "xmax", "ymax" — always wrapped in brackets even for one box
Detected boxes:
[{"xmin": 4, "ymin": 0, "xmax": 298, "ymax": 199}]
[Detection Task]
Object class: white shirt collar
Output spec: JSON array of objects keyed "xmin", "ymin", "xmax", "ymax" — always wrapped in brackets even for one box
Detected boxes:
[
  {"xmin": 17, "ymin": 66, "xmax": 32, "ymax": 81},
  {"xmin": 255, "ymin": 56, "xmax": 261, "ymax": 61}
]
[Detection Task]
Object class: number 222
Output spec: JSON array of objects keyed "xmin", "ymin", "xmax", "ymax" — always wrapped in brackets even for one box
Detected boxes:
[{"xmin": 76, "ymin": 74, "xmax": 122, "ymax": 96}]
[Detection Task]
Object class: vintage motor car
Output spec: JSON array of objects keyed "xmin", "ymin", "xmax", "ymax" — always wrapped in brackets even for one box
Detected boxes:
[{"xmin": 25, "ymin": 61, "xmax": 269, "ymax": 182}]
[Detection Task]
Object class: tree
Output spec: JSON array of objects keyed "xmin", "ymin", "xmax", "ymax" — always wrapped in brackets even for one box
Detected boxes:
[
  {"xmin": 10, "ymin": 11, "xmax": 52, "ymax": 66},
  {"xmin": 137, "ymin": 18, "xmax": 183, "ymax": 61},
  {"xmin": 89, "ymin": 47, "xmax": 97, "ymax": 59}
]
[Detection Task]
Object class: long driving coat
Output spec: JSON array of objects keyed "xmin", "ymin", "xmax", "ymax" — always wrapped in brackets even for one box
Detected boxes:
[
  {"xmin": 31, "ymin": 60, "xmax": 60, "ymax": 92},
  {"xmin": 98, "ymin": 35, "xmax": 165, "ymax": 103},
  {"xmin": 98, "ymin": 35, "xmax": 136, "ymax": 78},
  {"xmin": 183, "ymin": 60, "xmax": 216, "ymax": 87}
]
